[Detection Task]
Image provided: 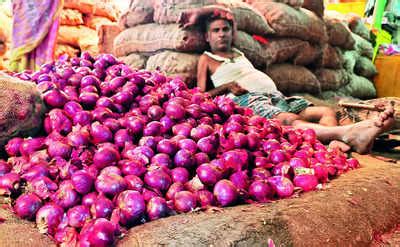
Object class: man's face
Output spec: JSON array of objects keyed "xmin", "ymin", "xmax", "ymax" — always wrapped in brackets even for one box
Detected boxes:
[{"xmin": 206, "ymin": 19, "xmax": 233, "ymax": 52}]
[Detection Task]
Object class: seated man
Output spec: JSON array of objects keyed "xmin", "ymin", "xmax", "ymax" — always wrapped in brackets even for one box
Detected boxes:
[{"xmin": 195, "ymin": 13, "xmax": 394, "ymax": 154}]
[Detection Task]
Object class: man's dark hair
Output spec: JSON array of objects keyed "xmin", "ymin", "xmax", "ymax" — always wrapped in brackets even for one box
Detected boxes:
[{"xmin": 203, "ymin": 15, "xmax": 234, "ymax": 33}]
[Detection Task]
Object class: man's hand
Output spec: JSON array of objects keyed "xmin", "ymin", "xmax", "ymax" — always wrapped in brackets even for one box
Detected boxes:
[{"xmin": 229, "ymin": 82, "xmax": 248, "ymax": 96}]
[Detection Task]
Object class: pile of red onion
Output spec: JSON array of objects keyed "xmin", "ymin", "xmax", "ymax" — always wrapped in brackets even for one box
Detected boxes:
[{"xmin": 0, "ymin": 52, "xmax": 360, "ymax": 246}]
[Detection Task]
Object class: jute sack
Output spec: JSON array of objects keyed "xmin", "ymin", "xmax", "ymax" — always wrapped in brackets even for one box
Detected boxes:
[
  {"xmin": 119, "ymin": 53, "xmax": 148, "ymax": 70},
  {"xmin": 60, "ymin": 9, "xmax": 84, "ymax": 26},
  {"xmin": 354, "ymin": 56, "xmax": 378, "ymax": 78},
  {"xmin": 146, "ymin": 51, "xmax": 200, "ymax": 88},
  {"xmin": 119, "ymin": 0, "xmax": 155, "ymax": 28},
  {"xmin": 57, "ymin": 25, "xmax": 100, "ymax": 55},
  {"xmin": 302, "ymin": 0, "xmax": 324, "ymax": 17},
  {"xmin": 346, "ymin": 13, "xmax": 370, "ymax": 41},
  {"xmin": 315, "ymin": 44, "xmax": 343, "ymax": 69},
  {"xmin": 64, "ymin": 0, "xmax": 120, "ymax": 21},
  {"xmin": 234, "ymin": 31, "xmax": 269, "ymax": 69},
  {"xmin": 324, "ymin": 16, "xmax": 355, "ymax": 50},
  {"xmin": 314, "ymin": 68, "xmax": 349, "ymax": 91},
  {"xmin": 342, "ymin": 50, "xmax": 359, "ymax": 73},
  {"xmin": 352, "ymin": 33, "xmax": 374, "ymax": 59},
  {"xmin": 98, "ymin": 24, "xmax": 121, "ymax": 54},
  {"xmin": 292, "ymin": 41, "xmax": 321, "ymax": 66},
  {"xmin": 55, "ymin": 44, "xmax": 80, "ymax": 59},
  {"xmin": 265, "ymin": 64, "xmax": 321, "ymax": 95},
  {"xmin": 113, "ymin": 24, "xmax": 207, "ymax": 57},
  {"xmin": 0, "ymin": 72, "xmax": 46, "ymax": 146},
  {"xmin": 251, "ymin": 2, "xmax": 328, "ymax": 43},
  {"xmin": 84, "ymin": 15, "xmax": 114, "ymax": 30},
  {"xmin": 337, "ymin": 73, "xmax": 376, "ymax": 99}
]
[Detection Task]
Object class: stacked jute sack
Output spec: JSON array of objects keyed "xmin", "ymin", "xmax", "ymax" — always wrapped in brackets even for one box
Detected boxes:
[
  {"xmin": 114, "ymin": 0, "xmax": 377, "ymax": 99},
  {"xmin": 56, "ymin": 0, "xmax": 122, "ymax": 59},
  {"xmin": 0, "ymin": 5, "xmax": 12, "ymax": 70}
]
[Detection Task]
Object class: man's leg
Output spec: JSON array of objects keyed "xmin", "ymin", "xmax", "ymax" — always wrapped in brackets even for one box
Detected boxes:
[{"xmin": 298, "ymin": 106, "xmax": 338, "ymax": 126}]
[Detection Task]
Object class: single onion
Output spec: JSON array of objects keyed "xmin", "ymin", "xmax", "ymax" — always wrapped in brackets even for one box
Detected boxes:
[
  {"xmin": 90, "ymin": 195, "xmax": 114, "ymax": 219},
  {"xmin": 170, "ymin": 167, "xmax": 190, "ymax": 183},
  {"xmin": 195, "ymin": 190, "xmax": 215, "ymax": 207},
  {"xmin": 116, "ymin": 190, "xmax": 146, "ymax": 226},
  {"xmin": 229, "ymin": 170, "xmax": 250, "ymax": 190},
  {"xmin": 173, "ymin": 191, "xmax": 197, "ymax": 213},
  {"xmin": 293, "ymin": 174, "xmax": 318, "ymax": 192},
  {"xmin": 14, "ymin": 193, "xmax": 42, "ymax": 220},
  {"xmin": 0, "ymin": 172, "xmax": 20, "ymax": 195},
  {"xmin": 172, "ymin": 123, "xmax": 192, "ymax": 137},
  {"xmin": 67, "ymin": 205, "xmax": 91, "ymax": 228},
  {"xmin": 5, "ymin": 137, "xmax": 24, "ymax": 156},
  {"xmin": 248, "ymin": 180, "xmax": 274, "ymax": 202},
  {"xmin": 196, "ymin": 163, "xmax": 221, "ymax": 187},
  {"xmin": 146, "ymin": 196, "xmax": 169, "ymax": 220},
  {"xmin": 71, "ymin": 170, "xmax": 94, "ymax": 194},
  {"xmin": 93, "ymin": 146, "xmax": 120, "ymax": 169},
  {"xmin": 90, "ymin": 122, "xmax": 113, "ymax": 144},
  {"xmin": 144, "ymin": 168, "xmax": 172, "ymax": 192},
  {"xmin": 51, "ymin": 187, "xmax": 80, "ymax": 209},
  {"xmin": 213, "ymin": 180, "xmax": 238, "ymax": 207},
  {"xmin": 268, "ymin": 176, "xmax": 294, "ymax": 198},
  {"xmin": 174, "ymin": 149, "xmax": 194, "ymax": 168},
  {"xmin": 124, "ymin": 175, "xmax": 144, "ymax": 193},
  {"xmin": 79, "ymin": 218, "xmax": 117, "ymax": 247},
  {"xmin": 95, "ymin": 173, "xmax": 126, "ymax": 197},
  {"xmin": 36, "ymin": 203, "xmax": 64, "ymax": 235}
]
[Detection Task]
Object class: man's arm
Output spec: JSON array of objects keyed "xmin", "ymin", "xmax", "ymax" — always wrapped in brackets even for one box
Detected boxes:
[{"xmin": 197, "ymin": 54, "xmax": 209, "ymax": 92}]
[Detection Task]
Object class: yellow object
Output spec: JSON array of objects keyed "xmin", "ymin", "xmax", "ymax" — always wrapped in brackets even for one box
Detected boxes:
[
  {"xmin": 372, "ymin": 29, "xmax": 392, "ymax": 61},
  {"xmin": 326, "ymin": 2, "xmax": 367, "ymax": 17},
  {"xmin": 373, "ymin": 55, "xmax": 400, "ymax": 97}
]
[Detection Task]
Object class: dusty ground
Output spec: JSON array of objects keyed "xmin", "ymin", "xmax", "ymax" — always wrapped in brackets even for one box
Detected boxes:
[{"xmin": 0, "ymin": 154, "xmax": 399, "ymax": 247}]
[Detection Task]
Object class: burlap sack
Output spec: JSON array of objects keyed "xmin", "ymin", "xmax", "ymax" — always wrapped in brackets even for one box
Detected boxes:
[
  {"xmin": 60, "ymin": 9, "xmax": 84, "ymax": 26},
  {"xmin": 55, "ymin": 44, "xmax": 80, "ymax": 59},
  {"xmin": 84, "ymin": 15, "xmax": 114, "ymax": 30},
  {"xmin": 354, "ymin": 56, "xmax": 378, "ymax": 78},
  {"xmin": 98, "ymin": 24, "xmax": 121, "ymax": 54},
  {"xmin": 315, "ymin": 44, "xmax": 343, "ymax": 69},
  {"xmin": 234, "ymin": 31, "xmax": 269, "ymax": 69},
  {"xmin": 324, "ymin": 17, "xmax": 355, "ymax": 50},
  {"xmin": 302, "ymin": 0, "xmax": 324, "ymax": 18},
  {"xmin": 353, "ymin": 33, "xmax": 374, "ymax": 59},
  {"xmin": 251, "ymin": 2, "xmax": 328, "ymax": 43},
  {"xmin": 146, "ymin": 51, "xmax": 200, "ymax": 88},
  {"xmin": 119, "ymin": 53, "xmax": 148, "ymax": 70},
  {"xmin": 0, "ymin": 72, "xmax": 46, "ymax": 146},
  {"xmin": 293, "ymin": 42, "xmax": 321, "ymax": 66},
  {"xmin": 64, "ymin": 0, "xmax": 120, "ymax": 21},
  {"xmin": 113, "ymin": 24, "xmax": 207, "ymax": 57},
  {"xmin": 346, "ymin": 13, "xmax": 370, "ymax": 41},
  {"xmin": 337, "ymin": 73, "xmax": 376, "ymax": 99},
  {"xmin": 57, "ymin": 25, "xmax": 99, "ymax": 55},
  {"xmin": 314, "ymin": 68, "xmax": 349, "ymax": 91},
  {"xmin": 342, "ymin": 50, "xmax": 359, "ymax": 72},
  {"xmin": 265, "ymin": 64, "xmax": 321, "ymax": 95},
  {"xmin": 119, "ymin": 0, "xmax": 155, "ymax": 28}
]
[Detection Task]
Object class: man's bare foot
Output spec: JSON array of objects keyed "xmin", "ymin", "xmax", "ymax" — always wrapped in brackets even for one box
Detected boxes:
[
  {"xmin": 341, "ymin": 106, "xmax": 395, "ymax": 154},
  {"xmin": 328, "ymin": 140, "xmax": 351, "ymax": 152}
]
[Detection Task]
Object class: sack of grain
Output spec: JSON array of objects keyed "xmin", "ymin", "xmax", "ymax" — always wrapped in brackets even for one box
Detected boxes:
[
  {"xmin": 314, "ymin": 68, "xmax": 349, "ymax": 91},
  {"xmin": 84, "ymin": 15, "xmax": 114, "ymax": 30},
  {"xmin": 60, "ymin": 9, "xmax": 84, "ymax": 26},
  {"xmin": 354, "ymin": 56, "xmax": 378, "ymax": 78},
  {"xmin": 55, "ymin": 44, "xmax": 80, "ymax": 59},
  {"xmin": 251, "ymin": 2, "xmax": 328, "ymax": 43},
  {"xmin": 324, "ymin": 17, "xmax": 355, "ymax": 50},
  {"xmin": 292, "ymin": 42, "xmax": 321, "ymax": 66},
  {"xmin": 234, "ymin": 31, "xmax": 269, "ymax": 69},
  {"xmin": 146, "ymin": 51, "xmax": 200, "ymax": 88},
  {"xmin": 352, "ymin": 33, "xmax": 374, "ymax": 59},
  {"xmin": 346, "ymin": 13, "xmax": 370, "ymax": 41},
  {"xmin": 0, "ymin": 72, "xmax": 46, "ymax": 146},
  {"xmin": 119, "ymin": 0, "xmax": 155, "ymax": 28},
  {"xmin": 113, "ymin": 24, "xmax": 207, "ymax": 57},
  {"xmin": 244, "ymin": 0, "xmax": 304, "ymax": 9},
  {"xmin": 57, "ymin": 25, "xmax": 100, "ymax": 55},
  {"xmin": 302, "ymin": 0, "xmax": 323, "ymax": 17},
  {"xmin": 98, "ymin": 24, "xmax": 121, "ymax": 54},
  {"xmin": 315, "ymin": 44, "xmax": 343, "ymax": 69},
  {"xmin": 119, "ymin": 53, "xmax": 148, "ymax": 70},
  {"xmin": 265, "ymin": 64, "xmax": 321, "ymax": 95},
  {"xmin": 64, "ymin": 0, "xmax": 120, "ymax": 21},
  {"xmin": 342, "ymin": 50, "xmax": 359, "ymax": 72},
  {"xmin": 337, "ymin": 73, "xmax": 376, "ymax": 99}
]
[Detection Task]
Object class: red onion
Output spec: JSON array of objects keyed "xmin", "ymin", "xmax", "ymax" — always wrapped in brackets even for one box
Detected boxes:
[
  {"xmin": 221, "ymin": 149, "xmax": 249, "ymax": 172},
  {"xmin": 144, "ymin": 168, "xmax": 172, "ymax": 192},
  {"xmin": 119, "ymin": 159, "xmax": 147, "ymax": 177},
  {"xmin": 90, "ymin": 195, "xmax": 113, "ymax": 219},
  {"xmin": 54, "ymin": 227, "xmax": 79, "ymax": 246},
  {"xmin": 147, "ymin": 105, "xmax": 164, "ymax": 120},
  {"xmin": 90, "ymin": 122, "xmax": 113, "ymax": 144},
  {"xmin": 172, "ymin": 123, "xmax": 192, "ymax": 137},
  {"xmin": 0, "ymin": 161, "xmax": 11, "ymax": 176},
  {"xmin": 104, "ymin": 118, "xmax": 122, "ymax": 132},
  {"xmin": 63, "ymin": 101, "xmax": 84, "ymax": 117},
  {"xmin": 146, "ymin": 197, "xmax": 169, "ymax": 220},
  {"xmin": 196, "ymin": 163, "xmax": 221, "ymax": 187},
  {"xmin": 229, "ymin": 170, "xmax": 250, "ymax": 190},
  {"xmin": 166, "ymin": 182, "xmax": 185, "ymax": 200},
  {"xmin": 165, "ymin": 103, "xmax": 185, "ymax": 120},
  {"xmin": 14, "ymin": 193, "xmax": 42, "ymax": 220},
  {"xmin": 253, "ymin": 167, "xmax": 272, "ymax": 181},
  {"xmin": 213, "ymin": 180, "xmax": 238, "ymax": 207},
  {"xmin": 173, "ymin": 191, "xmax": 197, "ymax": 213},
  {"xmin": 93, "ymin": 146, "xmax": 120, "ymax": 169},
  {"xmin": 269, "ymin": 150, "xmax": 288, "ymax": 164},
  {"xmin": 67, "ymin": 127, "xmax": 90, "ymax": 147},
  {"xmin": 195, "ymin": 190, "xmax": 215, "ymax": 207},
  {"xmin": 36, "ymin": 203, "xmax": 64, "ymax": 235},
  {"xmin": 116, "ymin": 190, "xmax": 146, "ymax": 226},
  {"xmin": 27, "ymin": 176, "xmax": 58, "ymax": 199},
  {"xmin": 114, "ymin": 129, "xmax": 132, "ymax": 148},
  {"xmin": 174, "ymin": 149, "xmax": 194, "ymax": 168},
  {"xmin": 5, "ymin": 137, "xmax": 23, "ymax": 156},
  {"xmin": 248, "ymin": 180, "xmax": 274, "ymax": 202},
  {"xmin": 79, "ymin": 218, "xmax": 117, "ymax": 247},
  {"xmin": 268, "ymin": 176, "xmax": 294, "ymax": 198},
  {"xmin": 19, "ymin": 137, "xmax": 45, "ymax": 157},
  {"xmin": 43, "ymin": 88, "xmax": 68, "ymax": 108},
  {"xmin": 124, "ymin": 116, "xmax": 144, "ymax": 134},
  {"xmin": 139, "ymin": 136, "xmax": 159, "ymax": 150},
  {"xmin": 0, "ymin": 172, "xmax": 20, "ymax": 195},
  {"xmin": 51, "ymin": 187, "xmax": 80, "ymax": 209},
  {"xmin": 82, "ymin": 192, "xmax": 98, "ymax": 208},
  {"xmin": 21, "ymin": 164, "xmax": 49, "ymax": 181},
  {"xmin": 47, "ymin": 141, "xmax": 71, "ymax": 159},
  {"xmin": 160, "ymin": 116, "xmax": 175, "ymax": 133},
  {"xmin": 157, "ymin": 139, "xmax": 177, "ymax": 156},
  {"xmin": 99, "ymin": 166, "xmax": 122, "ymax": 176},
  {"xmin": 45, "ymin": 109, "xmax": 72, "ymax": 135},
  {"xmin": 95, "ymin": 173, "xmax": 126, "ymax": 197},
  {"xmin": 190, "ymin": 124, "xmax": 213, "ymax": 140},
  {"xmin": 262, "ymin": 139, "xmax": 281, "ymax": 153},
  {"xmin": 67, "ymin": 205, "xmax": 90, "ymax": 228},
  {"xmin": 293, "ymin": 174, "xmax": 318, "ymax": 192},
  {"xmin": 170, "ymin": 167, "xmax": 190, "ymax": 183},
  {"xmin": 71, "ymin": 170, "xmax": 94, "ymax": 194},
  {"xmin": 124, "ymin": 175, "xmax": 144, "ymax": 193},
  {"xmin": 197, "ymin": 135, "xmax": 217, "ymax": 154},
  {"xmin": 150, "ymin": 153, "xmax": 171, "ymax": 168}
]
